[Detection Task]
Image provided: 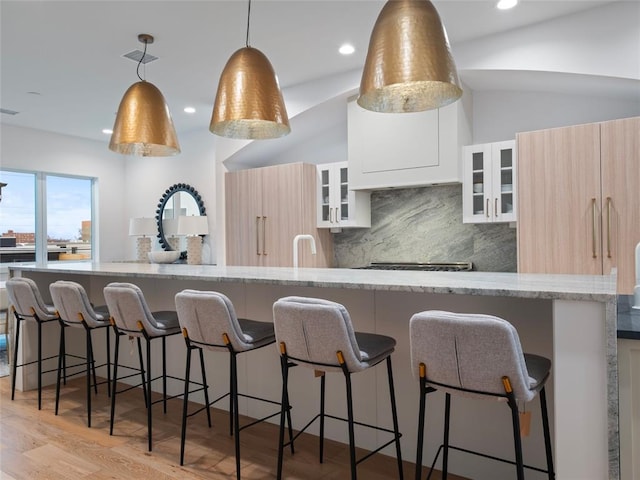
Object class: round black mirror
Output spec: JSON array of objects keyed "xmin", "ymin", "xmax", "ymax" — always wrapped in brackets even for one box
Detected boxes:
[{"xmin": 155, "ymin": 184, "xmax": 206, "ymax": 256}]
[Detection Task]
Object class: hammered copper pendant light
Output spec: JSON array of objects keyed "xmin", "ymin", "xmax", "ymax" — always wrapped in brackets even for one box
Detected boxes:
[
  {"xmin": 358, "ymin": 0, "xmax": 463, "ymax": 113},
  {"xmin": 210, "ymin": 0, "xmax": 290, "ymax": 139},
  {"xmin": 109, "ymin": 34, "xmax": 180, "ymax": 156}
]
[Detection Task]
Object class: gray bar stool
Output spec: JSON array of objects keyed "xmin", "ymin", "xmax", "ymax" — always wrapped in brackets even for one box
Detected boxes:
[
  {"xmin": 103, "ymin": 282, "xmax": 181, "ymax": 451},
  {"xmin": 49, "ymin": 280, "xmax": 112, "ymax": 427},
  {"xmin": 409, "ymin": 310, "xmax": 555, "ymax": 480},
  {"xmin": 273, "ymin": 296, "xmax": 403, "ymax": 480},
  {"xmin": 175, "ymin": 289, "xmax": 290, "ymax": 480},
  {"xmin": 6, "ymin": 277, "xmax": 62, "ymax": 410}
]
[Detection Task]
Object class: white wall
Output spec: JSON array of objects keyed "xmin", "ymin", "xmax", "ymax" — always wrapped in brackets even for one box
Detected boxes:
[
  {"xmin": 0, "ymin": 124, "xmax": 126, "ymax": 261},
  {"xmin": 471, "ymin": 90, "xmax": 640, "ymax": 144},
  {"xmin": 123, "ymin": 128, "xmax": 217, "ymax": 263},
  {"xmin": 0, "ymin": 125, "xmax": 219, "ymax": 264}
]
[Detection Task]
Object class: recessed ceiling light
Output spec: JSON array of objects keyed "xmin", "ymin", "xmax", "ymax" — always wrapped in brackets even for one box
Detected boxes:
[
  {"xmin": 102, "ymin": 129, "xmax": 113, "ymax": 135},
  {"xmin": 184, "ymin": 107, "xmax": 196, "ymax": 114},
  {"xmin": 496, "ymin": 0, "xmax": 518, "ymax": 10},
  {"xmin": 339, "ymin": 44, "xmax": 355, "ymax": 55}
]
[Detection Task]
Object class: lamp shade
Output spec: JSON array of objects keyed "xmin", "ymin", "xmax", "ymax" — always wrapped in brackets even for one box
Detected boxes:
[
  {"xmin": 109, "ymin": 80, "xmax": 181, "ymax": 156},
  {"xmin": 129, "ymin": 217, "xmax": 157, "ymax": 236},
  {"xmin": 210, "ymin": 47, "xmax": 290, "ymax": 139},
  {"xmin": 177, "ymin": 215, "xmax": 209, "ymax": 236},
  {"xmin": 358, "ymin": 0, "xmax": 463, "ymax": 113}
]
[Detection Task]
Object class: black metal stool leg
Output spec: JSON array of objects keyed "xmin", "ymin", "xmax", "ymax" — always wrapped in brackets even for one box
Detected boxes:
[
  {"xmin": 86, "ymin": 328, "xmax": 93, "ymax": 427},
  {"xmin": 277, "ymin": 354, "xmax": 290, "ymax": 480},
  {"xmin": 540, "ymin": 387, "xmax": 555, "ymax": 479},
  {"xmin": 146, "ymin": 336, "xmax": 153, "ymax": 451},
  {"xmin": 344, "ymin": 370, "xmax": 357, "ymax": 480},
  {"xmin": 137, "ymin": 337, "xmax": 147, "ymax": 407},
  {"xmin": 54, "ymin": 322, "xmax": 65, "ymax": 415},
  {"xmin": 507, "ymin": 393, "xmax": 525, "ymax": 480},
  {"xmin": 110, "ymin": 332, "xmax": 121, "ymax": 436},
  {"xmin": 443, "ymin": 393, "xmax": 451, "ymax": 480},
  {"xmin": 88, "ymin": 330, "xmax": 97, "ymax": 395},
  {"xmin": 231, "ymin": 352, "xmax": 241, "ymax": 480},
  {"xmin": 10, "ymin": 315, "xmax": 21, "ymax": 401},
  {"xmin": 106, "ymin": 327, "xmax": 111, "ymax": 397},
  {"xmin": 199, "ymin": 348, "xmax": 212, "ymax": 428},
  {"xmin": 37, "ymin": 318, "xmax": 43, "ymax": 410},
  {"xmin": 180, "ymin": 343, "xmax": 193, "ymax": 466},
  {"xmin": 162, "ymin": 336, "xmax": 167, "ymax": 414},
  {"xmin": 228, "ymin": 355, "xmax": 234, "ymax": 436},
  {"xmin": 386, "ymin": 357, "xmax": 404, "ymax": 480},
  {"xmin": 415, "ymin": 376, "xmax": 427, "ymax": 480},
  {"xmin": 319, "ymin": 372, "xmax": 325, "ymax": 463}
]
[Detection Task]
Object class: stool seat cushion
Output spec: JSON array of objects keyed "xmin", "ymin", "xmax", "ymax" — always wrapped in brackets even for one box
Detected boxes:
[
  {"xmin": 152, "ymin": 310, "xmax": 180, "ymax": 332},
  {"xmin": 355, "ymin": 332, "xmax": 396, "ymax": 366},
  {"xmin": 238, "ymin": 318, "xmax": 275, "ymax": 347},
  {"xmin": 524, "ymin": 353, "xmax": 551, "ymax": 391},
  {"xmin": 93, "ymin": 305, "xmax": 110, "ymax": 322}
]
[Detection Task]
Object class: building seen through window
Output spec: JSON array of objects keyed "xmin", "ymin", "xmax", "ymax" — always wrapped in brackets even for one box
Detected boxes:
[{"xmin": 0, "ymin": 170, "xmax": 94, "ymax": 270}]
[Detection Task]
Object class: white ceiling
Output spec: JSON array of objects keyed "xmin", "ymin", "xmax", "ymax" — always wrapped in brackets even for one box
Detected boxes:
[{"xmin": 0, "ymin": 0, "xmax": 621, "ymax": 144}]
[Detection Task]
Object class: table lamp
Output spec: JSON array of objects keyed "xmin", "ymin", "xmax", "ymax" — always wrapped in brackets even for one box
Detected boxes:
[
  {"xmin": 177, "ymin": 215, "xmax": 209, "ymax": 265},
  {"xmin": 129, "ymin": 217, "xmax": 156, "ymax": 262}
]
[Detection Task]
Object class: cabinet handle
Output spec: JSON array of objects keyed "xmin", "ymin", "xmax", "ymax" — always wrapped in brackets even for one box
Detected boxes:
[
  {"xmin": 329, "ymin": 207, "xmax": 334, "ymax": 224},
  {"xmin": 262, "ymin": 216, "xmax": 267, "ymax": 255},
  {"xmin": 591, "ymin": 198, "xmax": 597, "ymax": 259},
  {"xmin": 486, "ymin": 198, "xmax": 490, "ymax": 218},
  {"xmin": 606, "ymin": 197, "xmax": 612, "ymax": 258},
  {"xmin": 495, "ymin": 198, "xmax": 498, "ymax": 217},
  {"xmin": 256, "ymin": 216, "xmax": 261, "ymax": 255}
]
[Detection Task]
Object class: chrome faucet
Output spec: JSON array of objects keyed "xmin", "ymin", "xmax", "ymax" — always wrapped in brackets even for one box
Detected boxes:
[{"xmin": 293, "ymin": 234, "xmax": 317, "ymax": 268}]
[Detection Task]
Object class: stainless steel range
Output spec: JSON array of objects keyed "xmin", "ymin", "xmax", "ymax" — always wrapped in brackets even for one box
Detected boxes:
[{"xmin": 356, "ymin": 261, "xmax": 473, "ymax": 271}]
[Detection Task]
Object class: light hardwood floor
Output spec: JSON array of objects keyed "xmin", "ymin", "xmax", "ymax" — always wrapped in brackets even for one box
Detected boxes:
[{"xmin": 0, "ymin": 376, "xmax": 465, "ymax": 479}]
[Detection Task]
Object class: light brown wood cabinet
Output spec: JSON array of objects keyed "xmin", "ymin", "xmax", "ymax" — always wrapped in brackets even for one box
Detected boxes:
[
  {"xmin": 517, "ymin": 116, "xmax": 640, "ymax": 293},
  {"xmin": 225, "ymin": 163, "xmax": 333, "ymax": 267}
]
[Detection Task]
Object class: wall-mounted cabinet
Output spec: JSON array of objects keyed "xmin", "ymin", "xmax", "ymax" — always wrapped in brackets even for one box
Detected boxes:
[
  {"xmin": 317, "ymin": 162, "xmax": 370, "ymax": 229},
  {"xmin": 225, "ymin": 163, "xmax": 333, "ymax": 267},
  {"xmin": 462, "ymin": 140, "xmax": 516, "ymax": 223},
  {"xmin": 517, "ymin": 116, "xmax": 640, "ymax": 294},
  {"xmin": 347, "ymin": 90, "xmax": 472, "ymax": 190}
]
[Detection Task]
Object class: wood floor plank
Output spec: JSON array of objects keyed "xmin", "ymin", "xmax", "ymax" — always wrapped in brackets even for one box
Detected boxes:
[{"xmin": 1, "ymin": 376, "xmax": 467, "ymax": 479}]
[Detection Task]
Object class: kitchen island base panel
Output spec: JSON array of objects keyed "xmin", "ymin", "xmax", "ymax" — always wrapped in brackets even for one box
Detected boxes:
[{"xmin": 9, "ymin": 265, "xmax": 616, "ymax": 480}]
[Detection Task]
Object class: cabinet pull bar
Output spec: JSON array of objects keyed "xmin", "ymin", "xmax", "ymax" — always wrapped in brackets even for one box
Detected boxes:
[
  {"xmin": 330, "ymin": 207, "xmax": 334, "ymax": 224},
  {"xmin": 606, "ymin": 197, "xmax": 612, "ymax": 258},
  {"xmin": 262, "ymin": 216, "xmax": 267, "ymax": 255},
  {"xmin": 486, "ymin": 198, "xmax": 490, "ymax": 218},
  {"xmin": 591, "ymin": 198, "xmax": 597, "ymax": 259},
  {"xmin": 495, "ymin": 198, "xmax": 498, "ymax": 217},
  {"xmin": 256, "ymin": 217, "xmax": 261, "ymax": 255}
]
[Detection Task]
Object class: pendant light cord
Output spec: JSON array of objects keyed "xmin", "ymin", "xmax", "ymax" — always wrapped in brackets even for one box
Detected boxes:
[
  {"xmin": 245, "ymin": 0, "xmax": 252, "ymax": 47},
  {"xmin": 136, "ymin": 38, "xmax": 148, "ymax": 82}
]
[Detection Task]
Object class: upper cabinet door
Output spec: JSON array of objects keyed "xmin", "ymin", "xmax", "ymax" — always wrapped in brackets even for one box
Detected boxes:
[
  {"xmin": 600, "ymin": 116, "xmax": 640, "ymax": 293},
  {"xmin": 517, "ymin": 123, "xmax": 602, "ymax": 275},
  {"xmin": 316, "ymin": 162, "xmax": 370, "ymax": 229},
  {"xmin": 462, "ymin": 140, "xmax": 516, "ymax": 224}
]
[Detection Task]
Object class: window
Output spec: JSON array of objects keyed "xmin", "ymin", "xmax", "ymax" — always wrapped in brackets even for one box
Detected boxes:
[{"xmin": 0, "ymin": 170, "xmax": 95, "ymax": 269}]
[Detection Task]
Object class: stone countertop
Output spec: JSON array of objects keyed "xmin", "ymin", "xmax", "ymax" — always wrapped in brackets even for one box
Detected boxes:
[
  {"xmin": 618, "ymin": 295, "xmax": 640, "ymax": 339},
  {"xmin": 8, "ymin": 262, "xmax": 617, "ymax": 302}
]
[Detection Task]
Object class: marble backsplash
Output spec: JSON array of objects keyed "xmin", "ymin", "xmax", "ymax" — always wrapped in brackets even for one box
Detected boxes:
[{"xmin": 333, "ymin": 184, "xmax": 517, "ymax": 272}]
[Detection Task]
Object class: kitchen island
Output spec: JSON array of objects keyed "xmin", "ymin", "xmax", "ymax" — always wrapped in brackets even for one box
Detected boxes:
[{"xmin": 8, "ymin": 262, "xmax": 618, "ymax": 480}]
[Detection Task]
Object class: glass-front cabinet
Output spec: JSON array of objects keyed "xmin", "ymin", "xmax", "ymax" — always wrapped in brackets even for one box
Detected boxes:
[
  {"xmin": 317, "ymin": 162, "xmax": 370, "ymax": 229},
  {"xmin": 462, "ymin": 140, "xmax": 517, "ymax": 224}
]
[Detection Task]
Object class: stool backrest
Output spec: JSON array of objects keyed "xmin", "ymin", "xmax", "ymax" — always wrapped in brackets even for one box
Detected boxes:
[
  {"xmin": 6, "ymin": 277, "xmax": 58, "ymax": 320},
  {"xmin": 103, "ymin": 282, "xmax": 164, "ymax": 337},
  {"xmin": 50, "ymin": 280, "xmax": 104, "ymax": 328},
  {"xmin": 273, "ymin": 296, "xmax": 361, "ymax": 372},
  {"xmin": 175, "ymin": 289, "xmax": 252, "ymax": 352},
  {"xmin": 410, "ymin": 310, "xmax": 533, "ymax": 402}
]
